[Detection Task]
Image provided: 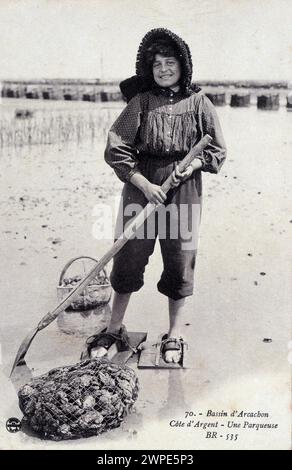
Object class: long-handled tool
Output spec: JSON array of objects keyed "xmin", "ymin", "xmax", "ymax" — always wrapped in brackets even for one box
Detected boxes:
[{"xmin": 10, "ymin": 134, "xmax": 212, "ymax": 375}]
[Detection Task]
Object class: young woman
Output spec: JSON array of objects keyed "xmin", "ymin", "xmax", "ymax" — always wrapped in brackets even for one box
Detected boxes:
[{"xmin": 86, "ymin": 28, "xmax": 226, "ymax": 364}]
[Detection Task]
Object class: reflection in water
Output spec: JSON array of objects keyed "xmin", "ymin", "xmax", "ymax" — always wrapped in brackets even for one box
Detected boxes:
[
  {"xmin": 121, "ymin": 407, "xmax": 144, "ymax": 440},
  {"xmin": 10, "ymin": 361, "xmax": 34, "ymax": 393},
  {"xmin": 158, "ymin": 369, "xmax": 189, "ymax": 420},
  {"xmin": 57, "ymin": 303, "xmax": 112, "ymax": 337}
]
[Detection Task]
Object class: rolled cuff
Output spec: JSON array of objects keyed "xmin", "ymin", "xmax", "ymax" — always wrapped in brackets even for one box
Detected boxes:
[{"xmin": 196, "ymin": 151, "xmax": 226, "ymax": 174}]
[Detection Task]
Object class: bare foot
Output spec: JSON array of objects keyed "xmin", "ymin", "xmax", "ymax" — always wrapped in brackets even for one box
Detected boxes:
[
  {"xmin": 164, "ymin": 349, "xmax": 181, "ymax": 363},
  {"xmin": 90, "ymin": 346, "xmax": 108, "ymax": 358},
  {"xmin": 162, "ymin": 336, "xmax": 183, "ymax": 364},
  {"xmin": 89, "ymin": 327, "xmax": 122, "ymax": 359}
]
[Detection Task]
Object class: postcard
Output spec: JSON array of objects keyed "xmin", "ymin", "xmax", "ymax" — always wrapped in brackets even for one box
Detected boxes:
[{"xmin": 0, "ymin": 0, "xmax": 291, "ymax": 452}]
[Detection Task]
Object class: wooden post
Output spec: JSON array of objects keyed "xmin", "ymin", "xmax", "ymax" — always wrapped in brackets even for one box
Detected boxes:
[
  {"xmin": 230, "ymin": 93, "xmax": 250, "ymax": 107},
  {"xmin": 25, "ymin": 88, "xmax": 39, "ymax": 99},
  {"xmin": 100, "ymin": 91, "xmax": 109, "ymax": 102},
  {"xmin": 205, "ymin": 92, "xmax": 226, "ymax": 106},
  {"xmin": 286, "ymin": 92, "xmax": 292, "ymax": 110},
  {"xmin": 7, "ymin": 88, "xmax": 15, "ymax": 98},
  {"xmin": 82, "ymin": 93, "xmax": 92, "ymax": 102},
  {"xmin": 257, "ymin": 94, "xmax": 279, "ymax": 110}
]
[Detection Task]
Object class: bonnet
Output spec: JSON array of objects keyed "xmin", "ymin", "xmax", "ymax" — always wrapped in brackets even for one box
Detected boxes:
[{"xmin": 120, "ymin": 28, "xmax": 200, "ymax": 102}]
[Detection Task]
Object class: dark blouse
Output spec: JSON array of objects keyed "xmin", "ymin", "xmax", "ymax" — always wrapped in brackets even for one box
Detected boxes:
[{"xmin": 104, "ymin": 89, "xmax": 226, "ymax": 183}]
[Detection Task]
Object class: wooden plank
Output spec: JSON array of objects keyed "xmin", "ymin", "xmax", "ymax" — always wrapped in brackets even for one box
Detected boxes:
[
  {"xmin": 138, "ymin": 339, "xmax": 191, "ymax": 369},
  {"xmin": 110, "ymin": 332, "xmax": 147, "ymax": 365}
]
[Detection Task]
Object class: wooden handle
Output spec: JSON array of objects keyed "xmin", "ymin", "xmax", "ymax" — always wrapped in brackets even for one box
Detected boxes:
[{"xmin": 161, "ymin": 134, "xmax": 212, "ymax": 193}]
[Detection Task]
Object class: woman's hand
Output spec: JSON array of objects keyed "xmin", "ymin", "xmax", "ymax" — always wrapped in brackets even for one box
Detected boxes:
[
  {"xmin": 142, "ymin": 182, "xmax": 167, "ymax": 205},
  {"xmin": 170, "ymin": 164, "xmax": 194, "ymax": 187},
  {"xmin": 129, "ymin": 172, "xmax": 166, "ymax": 205}
]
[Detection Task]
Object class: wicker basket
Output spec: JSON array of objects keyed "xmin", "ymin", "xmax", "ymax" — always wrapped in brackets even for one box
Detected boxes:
[{"xmin": 57, "ymin": 256, "xmax": 112, "ymax": 311}]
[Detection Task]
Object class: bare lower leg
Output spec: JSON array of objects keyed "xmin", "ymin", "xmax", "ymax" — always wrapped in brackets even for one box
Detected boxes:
[
  {"xmin": 164, "ymin": 297, "xmax": 190, "ymax": 363},
  {"xmin": 90, "ymin": 291, "xmax": 131, "ymax": 358},
  {"xmin": 107, "ymin": 291, "xmax": 131, "ymax": 332}
]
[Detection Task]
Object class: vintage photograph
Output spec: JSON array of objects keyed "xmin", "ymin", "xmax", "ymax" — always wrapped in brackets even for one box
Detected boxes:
[{"xmin": 0, "ymin": 0, "xmax": 291, "ymax": 451}]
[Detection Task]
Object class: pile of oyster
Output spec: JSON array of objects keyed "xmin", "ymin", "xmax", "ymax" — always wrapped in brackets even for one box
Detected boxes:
[
  {"xmin": 18, "ymin": 358, "xmax": 139, "ymax": 440},
  {"xmin": 60, "ymin": 272, "xmax": 111, "ymax": 310},
  {"xmin": 62, "ymin": 273, "xmax": 108, "ymax": 287}
]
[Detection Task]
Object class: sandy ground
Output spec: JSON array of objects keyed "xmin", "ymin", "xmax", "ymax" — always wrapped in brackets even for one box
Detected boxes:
[{"xmin": 0, "ymin": 100, "xmax": 291, "ymax": 450}]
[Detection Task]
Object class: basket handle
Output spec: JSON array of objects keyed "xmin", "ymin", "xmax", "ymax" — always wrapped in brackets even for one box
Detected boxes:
[{"xmin": 58, "ymin": 256, "xmax": 109, "ymax": 286}]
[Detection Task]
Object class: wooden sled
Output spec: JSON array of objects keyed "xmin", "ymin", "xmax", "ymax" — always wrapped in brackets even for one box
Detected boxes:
[
  {"xmin": 109, "ymin": 331, "xmax": 147, "ymax": 365},
  {"xmin": 81, "ymin": 331, "xmax": 147, "ymax": 365},
  {"xmin": 138, "ymin": 334, "xmax": 191, "ymax": 369}
]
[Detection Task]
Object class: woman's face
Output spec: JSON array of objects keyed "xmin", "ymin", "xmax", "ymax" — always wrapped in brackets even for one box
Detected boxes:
[{"xmin": 152, "ymin": 54, "xmax": 181, "ymax": 89}]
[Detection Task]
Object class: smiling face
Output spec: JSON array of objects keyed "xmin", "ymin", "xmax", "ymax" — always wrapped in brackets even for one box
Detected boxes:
[{"xmin": 152, "ymin": 53, "xmax": 181, "ymax": 90}]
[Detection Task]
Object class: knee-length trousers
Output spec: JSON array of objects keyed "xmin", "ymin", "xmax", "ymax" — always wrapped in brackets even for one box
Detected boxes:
[{"xmin": 110, "ymin": 155, "xmax": 202, "ymax": 300}]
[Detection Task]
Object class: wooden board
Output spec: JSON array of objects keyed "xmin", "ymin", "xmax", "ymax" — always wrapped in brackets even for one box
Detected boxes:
[
  {"xmin": 109, "ymin": 332, "xmax": 147, "ymax": 365},
  {"xmin": 138, "ymin": 339, "xmax": 191, "ymax": 369}
]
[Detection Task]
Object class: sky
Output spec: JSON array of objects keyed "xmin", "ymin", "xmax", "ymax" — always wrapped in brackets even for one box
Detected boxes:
[{"xmin": 0, "ymin": 0, "xmax": 291, "ymax": 81}]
